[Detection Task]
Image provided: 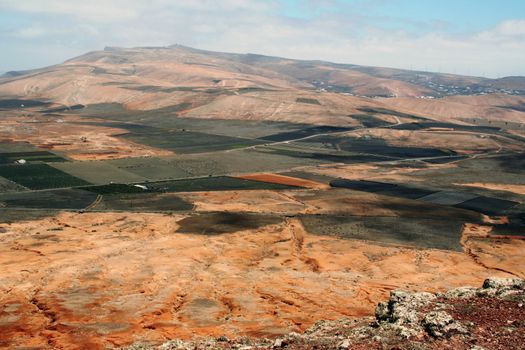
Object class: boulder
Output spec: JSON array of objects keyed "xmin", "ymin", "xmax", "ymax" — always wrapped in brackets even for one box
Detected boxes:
[{"xmin": 422, "ymin": 311, "xmax": 469, "ymax": 338}]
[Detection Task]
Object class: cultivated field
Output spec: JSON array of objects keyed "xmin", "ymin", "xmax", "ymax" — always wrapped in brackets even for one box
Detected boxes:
[{"xmin": 0, "ymin": 46, "xmax": 524, "ymax": 349}]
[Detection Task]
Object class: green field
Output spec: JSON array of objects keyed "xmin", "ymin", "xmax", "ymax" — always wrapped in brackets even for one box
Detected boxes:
[
  {"xmin": 0, "ymin": 164, "xmax": 90, "ymax": 190},
  {"xmin": 0, "ymin": 151, "xmax": 67, "ymax": 164},
  {"xmin": 119, "ymin": 129, "xmax": 265, "ymax": 154},
  {"xmin": 105, "ymin": 149, "xmax": 324, "ymax": 181},
  {"xmin": 144, "ymin": 176, "xmax": 300, "ymax": 192},
  {"xmin": 0, "ymin": 188, "xmax": 97, "ymax": 209},
  {"xmin": 0, "ymin": 141, "xmax": 41, "ymax": 153},
  {"xmin": 51, "ymin": 161, "xmax": 147, "ymax": 184},
  {"xmin": 88, "ymin": 192, "xmax": 193, "ymax": 212}
]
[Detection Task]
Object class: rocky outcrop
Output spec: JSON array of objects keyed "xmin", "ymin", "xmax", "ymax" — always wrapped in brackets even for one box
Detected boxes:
[{"xmin": 122, "ymin": 277, "xmax": 525, "ymax": 350}]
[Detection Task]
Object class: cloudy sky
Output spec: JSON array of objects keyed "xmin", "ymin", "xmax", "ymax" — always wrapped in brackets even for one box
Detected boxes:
[{"xmin": 1, "ymin": 0, "xmax": 524, "ymax": 77}]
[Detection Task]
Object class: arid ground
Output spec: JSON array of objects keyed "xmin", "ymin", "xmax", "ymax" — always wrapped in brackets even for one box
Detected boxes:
[{"xmin": 0, "ymin": 46, "xmax": 524, "ymax": 349}]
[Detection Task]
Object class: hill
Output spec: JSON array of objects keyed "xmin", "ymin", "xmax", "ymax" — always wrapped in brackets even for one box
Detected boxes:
[{"xmin": 1, "ymin": 45, "xmax": 524, "ymax": 126}]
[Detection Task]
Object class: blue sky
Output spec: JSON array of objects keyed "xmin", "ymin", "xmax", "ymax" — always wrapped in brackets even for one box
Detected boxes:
[{"xmin": 0, "ymin": 0, "xmax": 524, "ymax": 77}]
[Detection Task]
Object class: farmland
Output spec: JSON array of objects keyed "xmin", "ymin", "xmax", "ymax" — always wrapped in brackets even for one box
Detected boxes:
[
  {"xmin": 0, "ymin": 151, "xmax": 67, "ymax": 164},
  {"xmin": 1, "ymin": 103, "xmax": 523, "ymax": 234},
  {"xmin": 0, "ymin": 45, "xmax": 524, "ymax": 350},
  {"xmin": 0, "ymin": 163, "xmax": 89, "ymax": 190}
]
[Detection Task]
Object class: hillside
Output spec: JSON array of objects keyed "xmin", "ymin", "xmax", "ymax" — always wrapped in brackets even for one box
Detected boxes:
[
  {"xmin": 123, "ymin": 278, "xmax": 525, "ymax": 350},
  {"xmin": 1, "ymin": 45, "xmax": 524, "ymax": 350},
  {"xmin": 1, "ymin": 46, "xmax": 524, "ymax": 127}
]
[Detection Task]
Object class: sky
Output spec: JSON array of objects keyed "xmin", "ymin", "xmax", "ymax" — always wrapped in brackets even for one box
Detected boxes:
[{"xmin": 0, "ymin": 0, "xmax": 524, "ymax": 77}]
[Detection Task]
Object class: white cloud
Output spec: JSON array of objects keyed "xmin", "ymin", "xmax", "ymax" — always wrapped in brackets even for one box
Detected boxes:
[
  {"xmin": 495, "ymin": 19, "xmax": 525, "ymax": 36},
  {"xmin": 10, "ymin": 25, "xmax": 49, "ymax": 39},
  {"xmin": 0, "ymin": 0, "xmax": 142, "ymax": 21}
]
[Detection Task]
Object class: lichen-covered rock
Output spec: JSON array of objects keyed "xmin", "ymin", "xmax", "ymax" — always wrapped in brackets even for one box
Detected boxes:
[
  {"xmin": 443, "ymin": 286, "xmax": 478, "ymax": 299},
  {"xmin": 337, "ymin": 339, "xmax": 351, "ymax": 349},
  {"xmin": 375, "ymin": 301, "xmax": 389, "ymax": 321},
  {"xmin": 422, "ymin": 311, "xmax": 469, "ymax": 338},
  {"xmin": 121, "ymin": 277, "xmax": 525, "ymax": 350},
  {"xmin": 482, "ymin": 277, "xmax": 525, "ymax": 290},
  {"xmin": 377, "ymin": 290, "xmax": 436, "ymax": 325},
  {"xmin": 158, "ymin": 340, "xmax": 194, "ymax": 350}
]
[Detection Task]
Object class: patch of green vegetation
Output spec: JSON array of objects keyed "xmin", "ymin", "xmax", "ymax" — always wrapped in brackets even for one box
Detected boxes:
[
  {"xmin": 0, "ymin": 142, "xmax": 40, "ymax": 153},
  {"xmin": 238, "ymin": 87, "xmax": 272, "ymax": 94},
  {"xmin": 41, "ymin": 104, "xmax": 84, "ymax": 113},
  {"xmin": 89, "ymin": 193, "xmax": 193, "ymax": 212},
  {"xmin": 108, "ymin": 149, "xmax": 324, "ymax": 181},
  {"xmin": 121, "ymin": 85, "xmax": 197, "ymax": 93},
  {"xmin": 357, "ymin": 107, "xmax": 428, "ymax": 121},
  {"xmin": 260, "ymin": 146, "xmax": 393, "ymax": 164},
  {"xmin": 0, "ymin": 151, "xmax": 67, "ymax": 164},
  {"xmin": 51, "ymin": 161, "xmax": 147, "ymax": 185},
  {"xmin": 296, "ymin": 97, "xmax": 321, "ymax": 105},
  {"xmin": 0, "ymin": 99, "xmax": 51, "ymax": 109},
  {"xmin": 146, "ymin": 176, "xmax": 301, "ymax": 192},
  {"xmin": 0, "ymin": 208, "xmax": 59, "ymax": 223},
  {"xmin": 0, "ymin": 164, "xmax": 90, "ymax": 190},
  {"xmin": 81, "ymin": 183, "xmax": 149, "ymax": 195},
  {"xmin": 119, "ymin": 130, "xmax": 265, "ymax": 154},
  {"xmin": 0, "ymin": 188, "xmax": 97, "ymax": 209}
]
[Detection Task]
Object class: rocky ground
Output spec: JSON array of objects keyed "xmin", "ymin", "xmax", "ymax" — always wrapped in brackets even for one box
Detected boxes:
[
  {"xmin": 1, "ymin": 211, "xmax": 523, "ymax": 349},
  {"xmin": 123, "ymin": 278, "xmax": 525, "ymax": 350}
]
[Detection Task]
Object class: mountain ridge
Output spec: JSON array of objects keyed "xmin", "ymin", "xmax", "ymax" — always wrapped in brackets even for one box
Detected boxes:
[{"xmin": 1, "ymin": 45, "xmax": 524, "ymax": 127}]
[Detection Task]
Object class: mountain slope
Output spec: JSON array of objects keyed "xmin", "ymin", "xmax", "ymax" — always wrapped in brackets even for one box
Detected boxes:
[{"xmin": 0, "ymin": 45, "xmax": 524, "ymax": 126}]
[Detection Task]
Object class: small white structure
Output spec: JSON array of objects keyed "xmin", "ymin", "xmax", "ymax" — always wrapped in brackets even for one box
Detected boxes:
[
  {"xmin": 15, "ymin": 159, "xmax": 27, "ymax": 165},
  {"xmin": 133, "ymin": 184, "xmax": 148, "ymax": 190}
]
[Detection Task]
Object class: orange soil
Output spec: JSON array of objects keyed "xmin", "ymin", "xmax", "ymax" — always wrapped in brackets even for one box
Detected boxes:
[
  {"xmin": 0, "ymin": 114, "xmax": 172, "ymax": 160},
  {"xmin": 460, "ymin": 223, "xmax": 525, "ymax": 277},
  {"xmin": 177, "ymin": 190, "xmax": 313, "ymax": 214},
  {"xmin": 236, "ymin": 173, "xmax": 328, "ymax": 189},
  {"xmin": 0, "ymin": 212, "xmax": 522, "ymax": 349},
  {"xmin": 308, "ymin": 163, "xmax": 444, "ymax": 184}
]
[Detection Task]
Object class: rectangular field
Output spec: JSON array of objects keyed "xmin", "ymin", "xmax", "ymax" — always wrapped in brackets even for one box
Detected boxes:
[
  {"xmin": 89, "ymin": 193, "xmax": 193, "ymax": 212},
  {"xmin": 330, "ymin": 179, "xmax": 437, "ymax": 199},
  {"xmin": 0, "ymin": 189, "xmax": 97, "ymax": 209},
  {"xmin": 119, "ymin": 129, "xmax": 265, "ymax": 154},
  {"xmin": 301, "ymin": 135, "xmax": 455, "ymax": 159},
  {"xmin": 454, "ymin": 196, "xmax": 519, "ymax": 215},
  {"xmin": 419, "ymin": 191, "xmax": 479, "ymax": 206},
  {"xmin": 108, "ymin": 149, "xmax": 325, "ymax": 181},
  {"xmin": 144, "ymin": 176, "xmax": 301, "ymax": 192},
  {"xmin": 0, "ymin": 142, "xmax": 40, "ymax": 153},
  {"xmin": 260, "ymin": 147, "xmax": 394, "ymax": 164},
  {"xmin": 260, "ymin": 126, "xmax": 352, "ymax": 142},
  {"xmin": 0, "ymin": 164, "xmax": 90, "ymax": 190},
  {"xmin": 0, "ymin": 151, "xmax": 67, "ymax": 164},
  {"xmin": 51, "ymin": 161, "xmax": 147, "ymax": 185}
]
